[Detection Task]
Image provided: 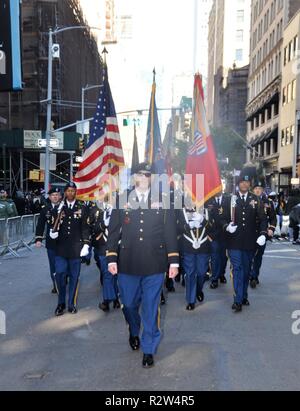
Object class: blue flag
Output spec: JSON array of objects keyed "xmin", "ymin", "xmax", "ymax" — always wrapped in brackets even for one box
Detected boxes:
[{"xmin": 144, "ymin": 70, "xmax": 165, "ymax": 173}]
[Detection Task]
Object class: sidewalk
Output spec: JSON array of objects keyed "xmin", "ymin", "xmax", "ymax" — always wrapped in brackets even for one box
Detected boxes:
[{"xmin": 0, "ymin": 245, "xmax": 300, "ymax": 391}]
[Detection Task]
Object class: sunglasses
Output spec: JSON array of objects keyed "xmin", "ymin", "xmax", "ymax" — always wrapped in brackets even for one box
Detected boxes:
[{"xmin": 137, "ymin": 172, "xmax": 151, "ymax": 178}]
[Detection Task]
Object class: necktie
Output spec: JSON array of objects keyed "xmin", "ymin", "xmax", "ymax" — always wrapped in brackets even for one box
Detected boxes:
[
  {"xmin": 217, "ymin": 198, "xmax": 220, "ymax": 207},
  {"xmin": 242, "ymin": 195, "xmax": 245, "ymax": 204},
  {"xmin": 140, "ymin": 194, "xmax": 145, "ymax": 207},
  {"xmin": 69, "ymin": 203, "xmax": 72, "ymax": 210}
]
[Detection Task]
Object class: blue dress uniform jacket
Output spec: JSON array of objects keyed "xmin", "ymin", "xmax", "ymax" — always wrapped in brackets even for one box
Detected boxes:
[
  {"xmin": 87, "ymin": 203, "xmax": 108, "ymax": 255},
  {"xmin": 51, "ymin": 201, "xmax": 90, "ymax": 259},
  {"xmin": 106, "ymin": 191, "xmax": 180, "ymax": 275},
  {"xmin": 259, "ymin": 196, "xmax": 277, "ymax": 236},
  {"xmin": 35, "ymin": 203, "xmax": 57, "ymax": 250},
  {"xmin": 206, "ymin": 195, "xmax": 231, "ymax": 241},
  {"xmin": 222, "ymin": 193, "xmax": 268, "ymax": 251}
]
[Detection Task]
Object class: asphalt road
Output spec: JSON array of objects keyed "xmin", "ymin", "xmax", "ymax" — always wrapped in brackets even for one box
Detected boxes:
[{"xmin": 0, "ymin": 241, "xmax": 300, "ymax": 391}]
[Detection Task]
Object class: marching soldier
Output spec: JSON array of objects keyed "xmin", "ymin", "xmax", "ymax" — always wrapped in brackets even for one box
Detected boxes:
[
  {"xmin": 177, "ymin": 204, "xmax": 215, "ymax": 311},
  {"xmin": 87, "ymin": 199, "xmax": 120, "ymax": 312},
  {"xmin": 107, "ymin": 162, "xmax": 179, "ymax": 369},
  {"xmin": 35, "ymin": 187, "xmax": 62, "ymax": 293},
  {"xmin": 249, "ymin": 180, "xmax": 277, "ymax": 288},
  {"xmin": 221, "ymin": 171, "xmax": 268, "ymax": 312},
  {"xmin": 50, "ymin": 182, "xmax": 90, "ymax": 316},
  {"xmin": 206, "ymin": 192, "xmax": 231, "ymax": 289}
]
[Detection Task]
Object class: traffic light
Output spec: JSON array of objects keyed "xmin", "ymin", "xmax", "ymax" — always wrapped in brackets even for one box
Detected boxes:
[
  {"xmin": 296, "ymin": 162, "xmax": 300, "ymax": 178},
  {"xmin": 123, "ymin": 118, "xmax": 129, "ymax": 127},
  {"xmin": 79, "ymin": 136, "xmax": 85, "ymax": 151}
]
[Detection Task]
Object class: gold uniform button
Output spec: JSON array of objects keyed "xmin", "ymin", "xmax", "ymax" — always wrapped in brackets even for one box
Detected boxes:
[
  {"xmin": 140, "ymin": 229, "xmax": 143, "ymax": 232},
  {"xmin": 140, "ymin": 220, "xmax": 144, "ymax": 224},
  {"xmin": 141, "ymin": 212, "xmax": 144, "ymax": 215},
  {"xmin": 140, "ymin": 237, "xmax": 143, "ymax": 241}
]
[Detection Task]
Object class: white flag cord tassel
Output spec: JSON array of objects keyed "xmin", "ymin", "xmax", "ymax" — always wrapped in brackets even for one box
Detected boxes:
[{"xmin": 183, "ymin": 208, "xmax": 208, "ymax": 250}]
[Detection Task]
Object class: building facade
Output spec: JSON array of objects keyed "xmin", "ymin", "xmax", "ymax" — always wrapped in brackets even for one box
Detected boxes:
[
  {"xmin": 207, "ymin": 0, "xmax": 251, "ymax": 125},
  {"xmin": 246, "ymin": 0, "xmax": 300, "ymax": 192},
  {"xmin": 0, "ymin": 0, "xmax": 103, "ymax": 192},
  {"xmin": 278, "ymin": 9, "xmax": 300, "ymax": 186}
]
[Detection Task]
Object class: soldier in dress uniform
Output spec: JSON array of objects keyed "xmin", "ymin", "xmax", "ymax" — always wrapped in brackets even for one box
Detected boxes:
[
  {"xmin": 49, "ymin": 182, "xmax": 90, "ymax": 316},
  {"xmin": 249, "ymin": 179, "xmax": 277, "ymax": 288},
  {"xmin": 107, "ymin": 162, "xmax": 179, "ymax": 369},
  {"xmin": 177, "ymin": 204, "xmax": 215, "ymax": 311},
  {"xmin": 35, "ymin": 187, "xmax": 62, "ymax": 293},
  {"xmin": 221, "ymin": 171, "xmax": 268, "ymax": 312},
  {"xmin": 206, "ymin": 192, "xmax": 231, "ymax": 289},
  {"xmin": 87, "ymin": 199, "xmax": 120, "ymax": 312}
]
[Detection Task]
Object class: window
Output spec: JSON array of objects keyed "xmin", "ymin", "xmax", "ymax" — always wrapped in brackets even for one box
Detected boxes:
[
  {"xmin": 274, "ymin": 102, "xmax": 279, "ymax": 116},
  {"xmin": 287, "ymin": 83, "xmax": 292, "ymax": 103},
  {"xmin": 282, "ymin": 87, "xmax": 287, "ymax": 105},
  {"xmin": 291, "ymin": 80, "xmax": 296, "ymax": 101},
  {"xmin": 237, "ymin": 10, "xmax": 245, "ymax": 23},
  {"xmin": 261, "ymin": 110, "xmax": 265, "ymax": 124},
  {"xmin": 286, "ymin": 127, "xmax": 290, "ymax": 145},
  {"xmin": 236, "ymin": 30, "xmax": 244, "ymax": 42},
  {"xmin": 281, "ymin": 129, "xmax": 286, "ymax": 146},
  {"xmin": 267, "ymin": 106, "xmax": 272, "ymax": 120},
  {"xmin": 236, "ymin": 49, "xmax": 243, "ymax": 61},
  {"xmin": 291, "ymin": 125, "xmax": 295, "ymax": 144},
  {"xmin": 284, "ymin": 46, "xmax": 288, "ymax": 65}
]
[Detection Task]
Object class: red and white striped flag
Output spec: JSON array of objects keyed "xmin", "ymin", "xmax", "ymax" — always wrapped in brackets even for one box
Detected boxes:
[{"xmin": 74, "ymin": 65, "xmax": 124, "ymax": 200}]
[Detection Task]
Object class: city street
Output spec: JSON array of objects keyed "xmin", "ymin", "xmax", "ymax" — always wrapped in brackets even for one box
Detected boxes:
[{"xmin": 0, "ymin": 242, "xmax": 300, "ymax": 391}]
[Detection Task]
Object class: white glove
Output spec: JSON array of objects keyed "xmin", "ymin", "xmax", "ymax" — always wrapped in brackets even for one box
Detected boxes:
[
  {"xmin": 49, "ymin": 229, "xmax": 59, "ymax": 240},
  {"xmin": 226, "ymin": 222, "xmax": 238, "ymax": 234},
  {"xmin": 104, "ymin": 209, "xmax": 111, "ymax": 227},
  {"xmin": 189, "ymin": 220, "xmax": 199, "ymax": 229},
  {"xmin": 192, "ymin": 212, "xmax": 204, "ymax": 224},
  {"xmin": 256, "ymin": 235, "xmax": 266, "ymax": 247},
  {"xmin": 80, "ymin": 244, "xmax": 90, "ymax": 257}
]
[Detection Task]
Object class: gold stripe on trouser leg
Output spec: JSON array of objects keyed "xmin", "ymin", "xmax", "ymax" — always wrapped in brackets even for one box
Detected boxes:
[
  {"xmin": 227, "ymin": 251, "xmax": 236, "ymax": 298},
  {"xmin": 53, "ymin": 273, "xmax": 59, "ymax": 295},
  {"xmin": 157, "ymin": 306, "xmax": 161, "ymax": 331},
  {"xmin": 74, "ymin": 280, "xmax": 80, "ymax": 307}
]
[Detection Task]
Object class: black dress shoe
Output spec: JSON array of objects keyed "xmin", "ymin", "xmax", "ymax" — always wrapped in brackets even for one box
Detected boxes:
[
  {"xmin": 85, "ymin": 259, "xmax": 91, "ymax": 266},
  {"xmin": 160, "ymin": 292, "xmax": 166, "ymax": 305},
  {"xmin": 220, "ymin": 276, "xmax": 227, "ymax": 284},
  {"xmin": 242, "ymin": 299, "xmax": 250, "ymax": 306},
  {"xmin": 186, "ymin": 303, "xmax": 195, "ymax": 311},
  {"xmin": 51, "ymin": 287, "xmax": 57, "ymax": 294},
  {"xmin": 256, "ymin": 278, "xmax": 260, "ymax": 285},
  {"xmin": 129, "ymin": 336, "xmax": 140, "ymax": 351},
  {"xmin": 113, "ymin": 299, "xmax": 121, "ymax": 309},
  {"xmin": 142, "ymin": 354, "xmax": 154, "ymax": 368},
  {"xmin": 99, "ymin": 301, "xmax": 110, "ymax": 312},
  {"xmin": 55, "ymin": 304, "xmax": 65, "ymax": 317},
  {"xmin": 197, "ymin": 291, "xmax": 204, "ymax": 303},
  {"xmin": 68, "ymin": 307, "xmax": 78, "ymax": 314},
  {"xmin": 232, "ymin": 303, "xmax": 242, "ymax": 312},
  {"xmin": 210, "ymin": 281, "xmax": 218, "ymax": 289},
  {"xmin": 250, "ymin": 278, "xmax": 257, "ymax": 289}
]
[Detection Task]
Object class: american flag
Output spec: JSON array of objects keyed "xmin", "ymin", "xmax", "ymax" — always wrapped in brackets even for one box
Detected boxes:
[
  {"xmin": 74, "ymin": 66, "xmax": 124, "ymax": 199},
  {"xmin": 188, "ymin": 130, "xmax": 207, "ymax": 156}
]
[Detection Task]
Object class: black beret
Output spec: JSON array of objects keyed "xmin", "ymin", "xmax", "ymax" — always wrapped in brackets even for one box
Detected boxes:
[
  {"xmin": 64, "ymin": 182, "xmax": 77, "ymax": 191},
  {"xmin": 253, "ymin": 180, "xmax": 265, "ymax": 189},
  {"xmin": 48, "ymin": 187, "xmax": 61, "ymax": 195},
  {"xmin": 132, "ymin": 162, "xmax": 154, "ymax": 175}
]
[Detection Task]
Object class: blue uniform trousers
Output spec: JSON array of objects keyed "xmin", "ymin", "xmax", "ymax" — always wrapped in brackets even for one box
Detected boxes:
[
  {"xmin": 94, "ymin": 252, "xmax": 118, "ymax": 301},
  {"xmin": 228, "ymin": 250, "xmax": 255, "ymax": 304},
  {"xmin": 183, "ymin": 253, "xmax": 210, "ymax": 304},
  {"xmin": 211, "ymin": 240, "xmax": 228, "ymax": 282},
  {"xmin": 55, "ymin": 256, "xmax": 81, "ymax": 308},
  {"xmin": 250, "ymin": 244, "xmax": 266, "ymax": 280},
  {"xmin": 47, "ymin": 248, "xmax": 56, "ymax": 287},
  {"xmin": 118, "ymin": 273, "xmax": 164, "ymax": 355}
]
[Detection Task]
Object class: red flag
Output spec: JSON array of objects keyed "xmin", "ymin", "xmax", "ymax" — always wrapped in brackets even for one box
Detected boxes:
[{"xmin": 185, "ymin": 74, "xmax": 222, "ymax": 207}]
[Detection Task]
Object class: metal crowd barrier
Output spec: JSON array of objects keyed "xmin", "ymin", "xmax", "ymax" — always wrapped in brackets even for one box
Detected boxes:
[{"xmin": 0, "ymin": 214, "xmax": 40, "ymax": 258}]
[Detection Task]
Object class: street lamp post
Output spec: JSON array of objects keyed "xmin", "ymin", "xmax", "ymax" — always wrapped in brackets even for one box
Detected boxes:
[{"xmin": 44, "ymin": 25, "xmax": 101, "ymax": 194}]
